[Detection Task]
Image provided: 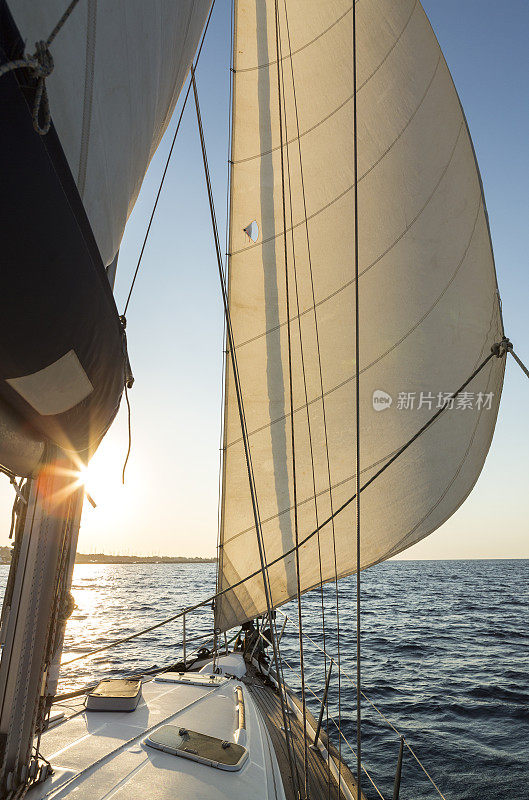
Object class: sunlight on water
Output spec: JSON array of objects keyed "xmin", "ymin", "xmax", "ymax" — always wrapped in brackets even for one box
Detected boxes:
[{"xmin": 0, "ymin": 560, "xmax": 527, "ymax": 800}]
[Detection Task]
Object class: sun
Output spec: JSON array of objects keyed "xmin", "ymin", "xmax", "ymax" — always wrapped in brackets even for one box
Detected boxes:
[{"xmin": 77, "ymin": 444, "xmax": 125, "ymax": 508}]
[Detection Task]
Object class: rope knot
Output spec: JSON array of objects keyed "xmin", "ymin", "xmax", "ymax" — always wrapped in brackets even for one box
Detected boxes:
[
  {"xmin": 0, "ymin": 40, "xmax": 54, "ymax": 135},
  {"xmin": 32, "ymin": 41, "xmax": 54, "ymax": 78},
  {"xmin": 491, "ymin": 336, "xmax": 512, "ymax": 358},
  {"xmin": 29, "ymin": 41, "xmax": 54, "ymax": 135},
  {"xmin": 0, "ymin": 0, "xmax": 81, "ymax": 136}
]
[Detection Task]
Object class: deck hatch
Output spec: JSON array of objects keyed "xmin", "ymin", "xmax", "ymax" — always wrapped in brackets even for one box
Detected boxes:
[
  {"xmin": 155, "ymin": 671, "xmax": 228, "ymax": 687},
  {"xmin": 145, "ymin": 725, "xmax": 248, "ymax": 771},
  {"xmin": 86, "ymin": 678, "xmax": 142, "ymax": 712}
]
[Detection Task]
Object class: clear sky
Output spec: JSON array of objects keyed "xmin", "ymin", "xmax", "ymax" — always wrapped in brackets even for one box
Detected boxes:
[{"xmin": 0, "ymin": 1, "xmax": 527, "ymax": 558}]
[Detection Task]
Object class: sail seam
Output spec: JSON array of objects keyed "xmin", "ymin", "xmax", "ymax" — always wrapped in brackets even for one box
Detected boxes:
[
  {"xmin": 380, "ymin": 358, "xmax": 501, "ymax": 560},
  {"xmin": 231, "ymin": 110, "xmax": 463, "ymax": 263},
  {"xmin": 234, "ymin": 0, "xmax": 416, "ymax": 86},
  {"xmin": 77, "ymin": 0, "xmax": 97, "ymax": 198},
  {"xmin": 235, "ymin": 2, "xmax": 356, "ymax": 73},
  {"xmin": 225, "ymin": 193, "xmax": 482, "ymax": 450},
  {"xmin": 219, "ymin": 350, "xmax": 501, "ymax": 590},
  {"xmin": 223, "ymin": 307, "xmax": 496, "ymax": 549},
  {"xmin": 232, "ymin": 2, "xmax": 423, "ymax": 166},
  {"xmin": 231, "ymin": 118, "xmax": 465, "ymax": 349}
]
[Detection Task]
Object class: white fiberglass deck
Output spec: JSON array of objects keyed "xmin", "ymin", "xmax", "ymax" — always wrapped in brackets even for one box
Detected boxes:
[{"xmin": 28, "ymin": 656, "xmax": 286, "ymax": 800}]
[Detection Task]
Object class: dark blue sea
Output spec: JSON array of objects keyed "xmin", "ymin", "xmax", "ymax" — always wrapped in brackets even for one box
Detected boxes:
[{"xmin": 1, "ymin": 559, "xmax": 527, "ymax": 800}]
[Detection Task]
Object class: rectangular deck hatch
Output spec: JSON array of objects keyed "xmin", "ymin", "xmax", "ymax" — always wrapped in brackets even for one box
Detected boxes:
[
  {"xmin": 86, "ymin": 679, "xmax": 142, "ymax": 712},
  {"xmin": 155, "ymin": 671, "xmax": 227, "ymax": 687},
  {"xmin": 145, "ymin": 725, "xmax": 248, "ymax": 771}
]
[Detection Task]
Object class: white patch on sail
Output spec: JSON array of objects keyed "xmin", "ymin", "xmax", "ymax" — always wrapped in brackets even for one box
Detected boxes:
[{"xmin": 6, "ymin": 350, "xmax": 94, "ymax": 415}]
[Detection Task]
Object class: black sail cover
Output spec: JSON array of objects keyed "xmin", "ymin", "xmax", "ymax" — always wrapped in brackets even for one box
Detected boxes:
[{"xmin": 0, "ymin": 0, "xmax": 211, "ymax": 476}]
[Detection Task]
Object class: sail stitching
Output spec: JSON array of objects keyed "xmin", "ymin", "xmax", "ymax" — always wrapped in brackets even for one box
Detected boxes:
[
  {"xmin": 381, "ymin": 358, "xmax": 501, "ymax": 560},
  {"xmin": 235, "ymin": 2, "xmax": 356, "ymax": 73},
  {"xmin": 232, "ymin": 118, "xmax": 465, "ymax": 350},
  {"xmin": 77, "ymin": 0, "xmax": 97, "ymax": 198},
  {"xmin": 235, "ymin": 0, "xmax": 416, "ymax": 87},
  {"xmin": 232, "ymin": 1, "xmax": 421, "ymax": 165},
  {"xmin": 225, "ymin": 192, "xmax": 482, "ymax": 450},
  {"xmin": 219, "ymin": 349, "xmax": 501, "ymax": 588},
  {"xmin": 223, "ymin": 322, "xmax": 497, "ymax": 549},
  {"xmin": 231, "ymin": 56, "xmax": 449, "ymax": 255}
]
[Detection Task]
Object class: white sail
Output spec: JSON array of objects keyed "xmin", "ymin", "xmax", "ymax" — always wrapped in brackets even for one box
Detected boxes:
[
  {"xmin": 216, "ymin": 0, "xmax": 505, "ymax": 631},
  {"xmin": 9, "ymin": 0, "xmax": 212, "ymax": 267}
]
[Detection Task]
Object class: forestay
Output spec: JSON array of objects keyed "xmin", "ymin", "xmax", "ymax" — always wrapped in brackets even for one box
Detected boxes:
[{"xmin": 216, "ymin": 0, "xmax": 504, "ymax": 631}]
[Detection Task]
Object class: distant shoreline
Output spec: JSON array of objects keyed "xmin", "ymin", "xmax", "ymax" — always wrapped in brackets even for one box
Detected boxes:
[
  {"xmin": 0, "ymin": 549, "xmax": 525, "ymax": 566},
  {"xmin": 74, "ymin": 554, "xmax": 217, "ymax": 565},
  {"xmin": 0, "ymin": 547, "xmax": 215, "ymax": 566}
]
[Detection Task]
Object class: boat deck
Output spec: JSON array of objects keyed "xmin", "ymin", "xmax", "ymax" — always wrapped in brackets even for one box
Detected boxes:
[
  {"xmin": 24, "ymin": 653, "xmax": 362, "ymax": 800},
  {"xmin": 28, "ymin": 656, "xmax": 286, "ymax": 800},
  {"xmin": 245, "ymin": 664, "xmax": 363, "ymax": 800}
]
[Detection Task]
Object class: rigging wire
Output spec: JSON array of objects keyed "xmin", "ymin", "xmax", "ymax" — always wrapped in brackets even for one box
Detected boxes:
[
  {"xmin": 214, "ymin": 0, "xmax": 236, "ymax": 675},
  {"xmin": 509, "ymin": 346, "xmax": 529, "ymax": 379},
  {"xmin": 118, "ymin": 0, "xmax": 217, "ymax": 484},
  {"xmin": 352, "ymin": 2, "xmax": 362, "ymax": 793},
  {"xmin": 59, "ymin": 347, "xmax": 504, "ymax": 672},
  {"xmin": 190, "ymin": 66, "xmax": 300, "ymax": 794},
  {"xmin": 122, "ymin": 0, "xmax": 217, "ymax": 317},
  {"xmin": 273, "ymin": 2, "xmax": 309, "ymax": 795},
  {"xmin": 221, "ymin": 347, "xmax": 501, "ymax": 584},
  {"xmin": 281, "ymin": 3, "xmax": 344, "ymax": 795}
]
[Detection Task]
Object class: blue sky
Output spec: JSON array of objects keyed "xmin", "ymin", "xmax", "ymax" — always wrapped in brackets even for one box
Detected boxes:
[{"xmin": 0, "ymin": 1, "xmax": 527, "ymax": 558}]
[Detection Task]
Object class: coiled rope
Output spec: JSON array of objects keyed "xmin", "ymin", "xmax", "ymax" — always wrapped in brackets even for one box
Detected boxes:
[{"xmin": 0, "ymin": 0, "xmax": 81, "ymax": 135}]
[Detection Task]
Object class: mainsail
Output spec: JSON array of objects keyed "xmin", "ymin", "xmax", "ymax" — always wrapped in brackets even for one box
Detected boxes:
[
  {"xmin": 216, "ymin": 0, "xmax": 505, "ymax": 631},
  {"xmin": 8, "ymin": 0, "xmax": 212, "ymax": 268},
  {"xmin": 0, "ymin": 0, "xmax": 211, "ymax": 475}
]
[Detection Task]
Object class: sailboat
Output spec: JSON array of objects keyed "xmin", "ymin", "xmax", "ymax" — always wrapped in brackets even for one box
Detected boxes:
[{"xmin": 0, "ymin": 0, "xmax": 526, "ymax": 798}]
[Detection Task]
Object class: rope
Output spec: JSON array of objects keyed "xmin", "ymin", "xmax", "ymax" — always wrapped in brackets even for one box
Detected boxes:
[
  {"xmin": 352, "ymin": 3, "xmax": 363, "ymax": 794},
  {"xmin": 317, "ymin": 658, "xmax": 448, "ymax": 800},
  {"xmin": 214, "ymin": 0, "xmax": 235, "ymax": 674},
  {"xmin": 121, "ymin": 381, "xmax": 132, "ymax": 485},
  {"xmin": 0, "ymin": 0, "xmax": 81, "ymax": 135},
  {"xmin": 280, "ymin": 651, "xmax": 386, "ymax": 800},
  {"xmin": 280, "ymin": 4, "xmax": 344, "ymax": 794},
  {"xmin": 273, "ymin": 2, "xmax": 309, "ymax": 796}
]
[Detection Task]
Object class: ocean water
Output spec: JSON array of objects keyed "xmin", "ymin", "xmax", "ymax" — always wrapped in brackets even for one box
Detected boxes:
[{"xmin": 0, "ymin": 559, "xmax": 527, "ymax": 800}]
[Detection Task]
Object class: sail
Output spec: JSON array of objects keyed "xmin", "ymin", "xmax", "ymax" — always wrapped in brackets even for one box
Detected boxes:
[
  {"xmin": 8, "ymin": 0, "xmax": 212, "ymax": 268},
  {"xmin": 216, "ymin": 0, "xmax": 505, "ymax": 631},
  {"xmin": 0, "ymin": 0, "xmax": 211, "ymax": 476}
]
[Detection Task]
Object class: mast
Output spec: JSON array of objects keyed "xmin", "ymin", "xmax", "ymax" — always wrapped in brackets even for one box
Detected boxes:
[
  {"xmin": 0, "ymin": 1, "xmax": 215, "ymax": 796},
  {"xmin": 0, "ymin": 451, "xmax": 83, "ymax": 796}
]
